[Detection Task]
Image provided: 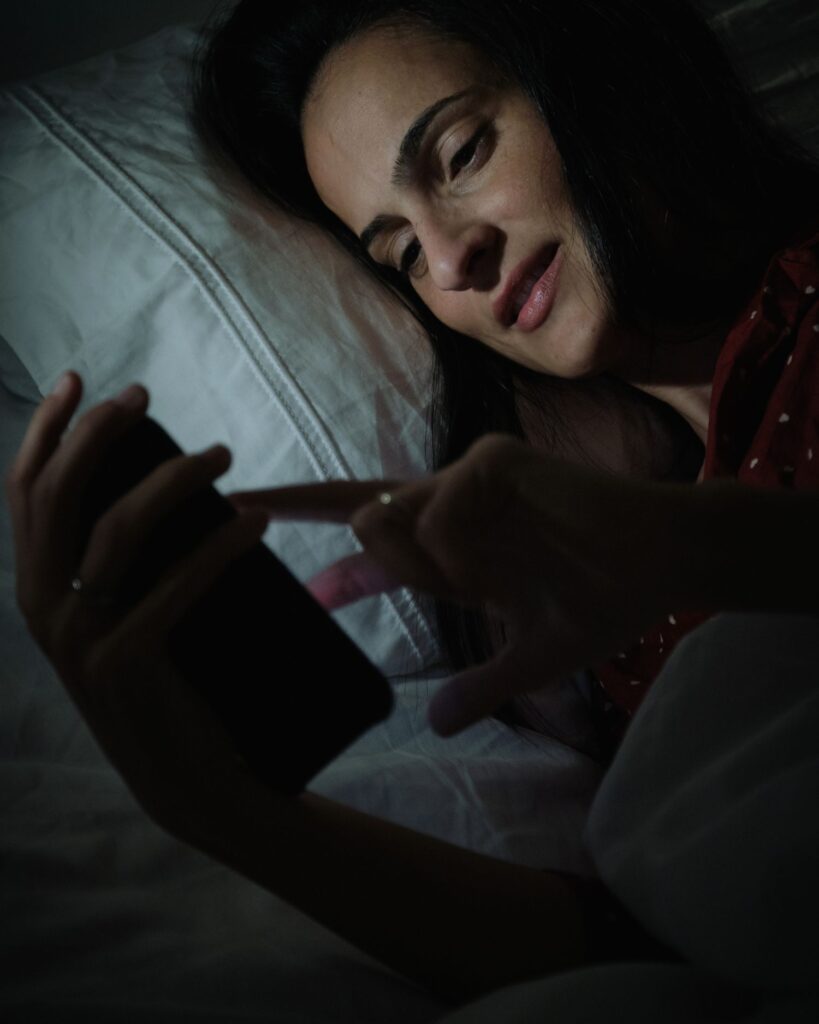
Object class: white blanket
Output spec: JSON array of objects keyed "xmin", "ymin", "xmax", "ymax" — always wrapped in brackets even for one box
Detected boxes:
[
  {"xmin": 586, "ymin": 610, "xmax": 819, "ymax": 997},
  {"xmin": 430, "ymin": 611, "xmax": 819, "ymax": 1023}
]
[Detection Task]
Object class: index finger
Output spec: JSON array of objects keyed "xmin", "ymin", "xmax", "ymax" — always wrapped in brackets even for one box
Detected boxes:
[
  {"xmin": 226, "ymin": 479, "xmax": 406, "ymax": 523},
  {"xmin": 6, "ymin": 371, "xmax": 83, "ymax": 489},
  {"xmin": 5, "ymin": 372, "xmax": 84, "ymax": 554}
]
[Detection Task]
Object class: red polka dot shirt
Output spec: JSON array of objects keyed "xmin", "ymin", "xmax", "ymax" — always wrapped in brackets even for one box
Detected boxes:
[{"xmin": 593, "ymin": 225, "xmax": 819, "ymax": 723}]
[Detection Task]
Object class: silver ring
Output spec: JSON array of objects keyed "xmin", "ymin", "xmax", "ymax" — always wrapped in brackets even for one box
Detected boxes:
[
  {"xmin": 375, "ymin": 490, "xmax": 414, "ymax": 526},
  {"xmin": 70, "ymin": 576, "xmax": 119, "ymax": 610}
]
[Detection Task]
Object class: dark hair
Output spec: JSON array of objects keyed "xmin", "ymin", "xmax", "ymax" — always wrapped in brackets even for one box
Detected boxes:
[{"xmin": 189, "ymin": 0, "xmax": 819, "ymax": 725}]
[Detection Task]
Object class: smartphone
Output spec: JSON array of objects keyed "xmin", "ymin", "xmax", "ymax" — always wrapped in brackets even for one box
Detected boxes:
[{"xmin": 77, "ymin": 414, "xmax": 394, "ymax": 795}]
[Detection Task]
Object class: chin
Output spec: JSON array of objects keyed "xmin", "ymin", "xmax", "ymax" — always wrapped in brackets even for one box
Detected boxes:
[
  {"xmin": 540, "ymin": 317, "xmax": 613, "ymax": 379},
  {"xmin": 555, "ymin": 366, "xmax": 600, "ymax": 381},
  {"xmin": 522, "ymin": 337, "xmax": 607, "ymax": 380},
  {"xmin": 480, "ymin": 316, "xmax": 609, "ymax": 379}
]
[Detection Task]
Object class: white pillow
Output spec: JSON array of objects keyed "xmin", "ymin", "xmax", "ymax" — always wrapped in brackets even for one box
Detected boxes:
[{"xmin": 0, "ymin": 20, "xmax": 439, "ymax": 678}]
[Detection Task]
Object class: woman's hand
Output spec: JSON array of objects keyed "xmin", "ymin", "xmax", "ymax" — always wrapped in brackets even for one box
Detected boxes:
[
  {"xmin": 228, "ymin": 433, "xmax": 693, "ymax": 737},
  {"xmin": 4, "ymin": 371, "xmax": 270, "ymax": 834},
  {"xmin": 5, "ymin": 381, "xmax": 595, "ymax": 1002}
]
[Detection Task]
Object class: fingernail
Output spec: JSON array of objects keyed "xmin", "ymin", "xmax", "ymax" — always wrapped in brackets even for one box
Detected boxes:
[
  {"xmin": 114, "ymin": 384, "xmax": 145, "ymax": 410},
  {"xmin": 203, "ymin": 443, "xmax": 231, "ymax": 465},
  {"xmin": 52, "ymin": 372, "xmax": 73, "ymax": 399}
]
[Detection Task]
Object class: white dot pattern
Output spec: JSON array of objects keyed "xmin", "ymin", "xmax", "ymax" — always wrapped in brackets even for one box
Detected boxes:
[{"xmin": 594, "ymin": 231, "xmax": 819, "ymax": 720}]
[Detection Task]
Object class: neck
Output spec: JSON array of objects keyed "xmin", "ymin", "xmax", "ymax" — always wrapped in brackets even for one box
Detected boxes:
[{"xmin": 613, "ymin": 323, "xmax": 728, "ymax": 446}]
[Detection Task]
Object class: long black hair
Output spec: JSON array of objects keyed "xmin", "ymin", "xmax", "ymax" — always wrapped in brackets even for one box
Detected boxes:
[{"xmin": 189, "ymin": 0, "xmax": 819, "ymax": 693}]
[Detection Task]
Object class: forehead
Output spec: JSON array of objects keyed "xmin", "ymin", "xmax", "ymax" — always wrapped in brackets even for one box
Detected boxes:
[{"xmin": 301, "ymin": 25, "xmax": 492, "ymax": 232}]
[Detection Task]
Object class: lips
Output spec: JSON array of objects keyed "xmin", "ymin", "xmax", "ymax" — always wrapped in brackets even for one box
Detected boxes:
[{"xmin": 493, "ymin": 244, "xmax": 559, "ymax": 328}]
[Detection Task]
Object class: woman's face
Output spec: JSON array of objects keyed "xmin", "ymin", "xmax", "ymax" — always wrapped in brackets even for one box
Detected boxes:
[{"xmin": 301, "ymin": 24, "xmax": 628, "ymax": 379}]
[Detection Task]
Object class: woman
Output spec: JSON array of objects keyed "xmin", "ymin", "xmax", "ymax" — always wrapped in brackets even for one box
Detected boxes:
[
  {"xmin": 189, "ymin": 0, "xmax": 819, "ymax": 735},
  {"xmin": 6, "ymin": 0, "xmax": 819, "ymax": 1009}
]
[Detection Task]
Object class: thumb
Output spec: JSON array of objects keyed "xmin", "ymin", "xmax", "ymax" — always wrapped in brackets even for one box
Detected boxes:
[
  {"xmin": 305, "ymin": 552, "xmax": 403, "ymax": 610},
  {"xmin": 427, "ymin": 644, "xmax": 544, "ymax": 738}
]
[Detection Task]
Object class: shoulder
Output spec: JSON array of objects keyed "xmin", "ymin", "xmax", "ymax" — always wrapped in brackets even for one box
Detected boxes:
[
  {"xmin": 764, "ymin": 224, "xmax": 819, "ymax": 296},
  {"xmin": 723, "ymin": 223, "xmax": 819, "ymax": 342},
  {"xmin": 517, "ymin": 374, "xmax": 698, "ymax": 482},
  {"xmin": 705, "ymin": 221, "xmax": 819, "ymax": 487}
]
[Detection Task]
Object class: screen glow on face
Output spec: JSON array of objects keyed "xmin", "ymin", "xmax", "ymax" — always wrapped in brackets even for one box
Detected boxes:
[{"xmin": 303, "ymin": 25, "xmax": 619, "ymax": 380}]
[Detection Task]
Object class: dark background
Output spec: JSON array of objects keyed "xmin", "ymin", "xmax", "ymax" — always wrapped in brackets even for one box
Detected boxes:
[
  {"xmin": 0, "ymin": 1, "xmax": 816, "ymax": 154},
  {"xmin": 0, "ymin": 0, "xmax": 219, "ymax": 84},
  {"xmin": 696, "ymin": 0, "xmax": 818, "ymax": 154}
]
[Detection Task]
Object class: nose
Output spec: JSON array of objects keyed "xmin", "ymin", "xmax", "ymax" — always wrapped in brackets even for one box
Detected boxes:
[{"xmin": 420, "ymin": 219, "xmax": 497, "ymax": 291}]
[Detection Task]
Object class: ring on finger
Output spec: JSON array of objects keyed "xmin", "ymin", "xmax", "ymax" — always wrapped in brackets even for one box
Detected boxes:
[
  {"xmin": 70, "ymin": 574, "xmax": 121, "ymax": 610},
  {"xmin": 376, "ymin": 490, "xmax": 415, "ymax": 524}
]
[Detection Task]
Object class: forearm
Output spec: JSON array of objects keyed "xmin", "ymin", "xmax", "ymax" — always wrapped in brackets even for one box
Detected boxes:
[
  {"xmin": 181, "ymin": 782, "xmax": 585, "ymax": 1006},
  {"xmin": 670, "ymin": 479, "xmax": 819, "ymax": 614}
]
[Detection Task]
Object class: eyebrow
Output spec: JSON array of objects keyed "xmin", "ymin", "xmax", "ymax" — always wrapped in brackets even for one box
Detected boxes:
[{"xmin": 358, "ymin": 87, "xmax": 477, "ymax": 256}]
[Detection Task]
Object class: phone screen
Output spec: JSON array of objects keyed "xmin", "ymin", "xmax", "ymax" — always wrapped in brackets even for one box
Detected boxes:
[{"xmin": 78, "ymin": 415, "xmax": 394, "ymax": 795}]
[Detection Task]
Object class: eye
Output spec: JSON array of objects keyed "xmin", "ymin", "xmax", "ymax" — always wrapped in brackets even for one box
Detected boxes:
[
  {"xmin": 449, "ymin": 125, "xmax": 487, "ymax": 178},
  {"xmin": 399, "ymin": 238, "xmax": 422, "ymax": 275},
  {"xmin": 396, "ymin": 122, "xmax": 493, "ymax": 278}
]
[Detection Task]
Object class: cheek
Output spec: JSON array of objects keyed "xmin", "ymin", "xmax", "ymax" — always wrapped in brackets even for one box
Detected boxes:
[
  {"xmin": 482, "ymin": 156, "xmax": 540, "ymax": 223},
  {"xmin": 493, "ymin": 124, "xmax": 569, "ymax": 222}
]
